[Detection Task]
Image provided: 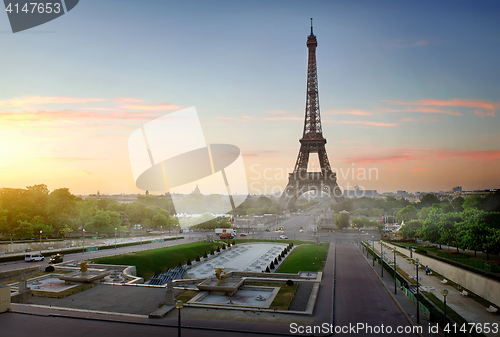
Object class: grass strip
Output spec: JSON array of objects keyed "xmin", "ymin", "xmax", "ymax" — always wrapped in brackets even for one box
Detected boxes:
[
  {"xmin": 276, "ymin": 244, "xmax": 329, "ymax": 273},
  {"xmin": 91, "ymin": 241, "xmax": 224, "ymax": 281}
]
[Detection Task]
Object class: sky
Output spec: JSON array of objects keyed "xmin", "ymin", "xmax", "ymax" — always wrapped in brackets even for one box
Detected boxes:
[{"xmin": 0, "ymin": 0, "xmax": 499, "ymax": 196}]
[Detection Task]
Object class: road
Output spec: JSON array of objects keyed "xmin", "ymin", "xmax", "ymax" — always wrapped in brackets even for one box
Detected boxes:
[
  {"xmin": 334, "ymin": 244, "xmax": 418, "ymax": 336},
  {"xmin": 0, "ymin": 236, "xmax": 190, "ymax": 273}
]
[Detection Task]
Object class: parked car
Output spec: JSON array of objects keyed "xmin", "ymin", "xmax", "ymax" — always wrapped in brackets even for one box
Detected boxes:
[
  {"xmin": 239, "ymin": 233, "xmax": 247, "ymax": 237},
  {"xmin": 25, "ymin": 253, "xmax": 44, "ymax": 262},
  {"xmin": 279, "ymin": 235, "xmax": 288, "ymax": 239}
]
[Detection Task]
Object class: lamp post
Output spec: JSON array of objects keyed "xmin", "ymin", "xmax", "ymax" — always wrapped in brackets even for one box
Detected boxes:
[
  {"xmin": 39, "ymin": 230, "xmax": 42, "ymax": 255},
  {"xmin": 139, "ymin": 225, "xmax": 142, "ymax": 246},
  {"xmin": 393, "ymin": 248, "xmax": 397, "ymax": 295},
  {"xmin": 175, "ymin": 300, "xmax": 183, "ymax": 337},
  {"xmin": 294, "ymin": 229, "xmax": 296, "ymax": 240},
  {"xmin": 380, "ymin": 242, "xmax": 384, "ymax": 277},
  {"xmin": 441, "ymin": 289, "xmax": 449, "ymax": 336},
  {"xmin": 415, "ymin": 258, "xmax": 420, "ymax": 324},
  {"xmin": 114, "ymin": 227, "xmax": 117, "ymax": 249},
  {"xmin": 372, "ymin": 236, "xmax": 375, "ymax": 266},
  {"xmin": 82, "ymin": 229, "xmax": 86, "ymax": 253}
]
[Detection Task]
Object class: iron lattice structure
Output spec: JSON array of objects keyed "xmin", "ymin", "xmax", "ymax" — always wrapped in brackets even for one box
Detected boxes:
[{"xmin": 279, "ymin": 20, "xmax": 343, "ymax": 210}]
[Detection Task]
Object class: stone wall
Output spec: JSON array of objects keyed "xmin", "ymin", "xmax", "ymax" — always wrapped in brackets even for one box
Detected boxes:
[{"xmin": 384, "ymin": 242, "xmax": 500, "ymax": 307}]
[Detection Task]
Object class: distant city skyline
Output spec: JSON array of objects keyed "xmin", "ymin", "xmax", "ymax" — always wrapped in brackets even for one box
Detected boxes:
[{"xmin": 1, "ymin": 1, "xmax": 499, "ymax": 195}]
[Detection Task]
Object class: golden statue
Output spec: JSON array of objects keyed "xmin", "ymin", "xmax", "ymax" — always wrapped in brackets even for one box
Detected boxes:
[
  {"xmin": 214, "ymin": 267, "xmax": 227, "ymax": 285},
  {"xmin": 80, "ymin": 261, "xmax": 88, "ymax": 272}
]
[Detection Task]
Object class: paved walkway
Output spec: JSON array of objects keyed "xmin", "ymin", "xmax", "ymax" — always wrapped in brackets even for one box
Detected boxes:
[
  {"xmin": 334, "ymin": 243, "xmax": 417, "ymax": 336},
  {"xmin": 373, "ymin": 241, "xmax": 500, "ymax": 337}
]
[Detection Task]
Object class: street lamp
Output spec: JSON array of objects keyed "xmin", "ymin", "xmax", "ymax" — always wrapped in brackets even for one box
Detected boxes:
[
  {"xmin": 415, "ymin": 258, "xmax": 420, "ymax": 324},
  {"xmin": 392, "ymin": 248, "xmax": 397, "ymax": 295},
  {"xmin": 82, "ymin": 229, "xmax": 86, "ymax": 253},
  {"xmin": 380, "ymin": 242, "xmax": 384, "ymax": 277},
  {"xmin": 114, "ymin": 227, "xmax": 117, "ymax": 249},
  {"xmin": 39, "ymin": 230, "xmax": 42, "ymax": 255},
  {"xmin": 175, "ymin": 300, "xmax": 183, "ymax": 337},
  {"xmin": 441, "ymin": 289, "xmax": 449, "ymax": 336},
  {"xmin": 372, "ymin": 236, "xmax": 375, "ymax": 266}
]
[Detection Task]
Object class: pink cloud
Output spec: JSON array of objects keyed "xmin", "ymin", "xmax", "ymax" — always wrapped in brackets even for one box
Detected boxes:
[
  {"xmin": 325, "ymin": 108, "xmax": 372, "ymax": 116},
  {"xmin": 0, "ymin": 96, "xmax": 107, "ymax": 107},
  {"xmin": 384, "ymin": 98, "xmax": 498, "ymax": 117},
  {"xmin": 114, "ymin": 97, "xmax": 143, "ymax": 103},
  {"xmin": 337, "ymin": 120, "xmax": 398, "ymax": 127},
  {"xmin": 122, "ymin": 103, "xmax": 181, "ymax": 111},
  {"xmin": 339, "ymin": 148, "xmax": 500, "ymax": 165},
  {"xmin": 411, "ymin": 168, "xmax": 428, "ymax": 172}
]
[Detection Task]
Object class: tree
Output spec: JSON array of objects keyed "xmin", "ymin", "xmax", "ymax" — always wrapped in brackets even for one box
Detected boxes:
[
  {"xmin": 400, "ymin": 220, "xmax": 422, "ymax": 238},
  {"xmin": 335, "ymin": 212, "xmax": 350, "ymax": 230},
  {"xmin": 418, "ymin": 194, "xmax": 440, "ymax": 209},
  {"xmin": 47, "ymin": 188, "xmax": 79, "ymax": 234},
  {"xmin": 462, "ymin": 195, "xmax": 483, "ymax": 210},
  {"xmin": 396, "ymin": 205, "xmax": 418, "ymax": 224},
  {"xmin": 125, "ymin": 202, "xmax": 147, "ymax": 226},
  {"xmin": 152, "ymin": 213, "xmax": 169, "ymax": 229},
  {"xmin": 451, "ymin": 196, "xmax": 465, "ymax": 212},
  {"xmin": 13, "ymin": 221, "xmax": 34, "ymax": 238},
  {"xmin": 87, "ymin": 210, "xmax": 112, "ymax": 234}
]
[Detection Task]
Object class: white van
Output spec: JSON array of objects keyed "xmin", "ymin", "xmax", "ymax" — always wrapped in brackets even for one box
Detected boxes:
[{"xmin": 25, "ymin": 253, "xmax": 44, "ymax": 262}]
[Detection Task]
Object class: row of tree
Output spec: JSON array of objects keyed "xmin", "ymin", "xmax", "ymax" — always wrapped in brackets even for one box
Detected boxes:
[
  {"xmin": 0, "ymin": 185, "xmax": 180, "ymax": 238},
  {"xmin": 398, "ymin": 192, "xmax": 500, "ymax": 258}
]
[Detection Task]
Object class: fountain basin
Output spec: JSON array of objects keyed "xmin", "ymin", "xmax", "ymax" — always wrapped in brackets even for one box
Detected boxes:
[
  {"xmin": 197, "ymin": 277, "xmax": 244, "ymax": 296},
  {"xmin": 188, "ymin": 285, "xmax": 279, "ymax": 308},
  {"xmin": 59, "ymin": 270, "xmax": 110, "ymax": 284}
]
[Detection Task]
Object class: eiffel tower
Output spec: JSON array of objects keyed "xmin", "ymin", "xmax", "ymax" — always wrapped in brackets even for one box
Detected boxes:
[{"xmin": 279, "ymin": 19, "xmax": 343, "ymax": 210}]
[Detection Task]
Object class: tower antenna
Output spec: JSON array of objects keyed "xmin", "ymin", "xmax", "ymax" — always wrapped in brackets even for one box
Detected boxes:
[{"xmin": 310, "ymin": 18, "xmax": 313, "ymax": 35}]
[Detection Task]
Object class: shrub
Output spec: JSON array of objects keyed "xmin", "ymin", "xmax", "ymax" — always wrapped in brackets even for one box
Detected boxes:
[
  {"xmin": 286, "ymin": 279, "xmax": 294, "ymax": 286},
  {"xmin": 210, "ymin": 249, "xmax": 215, "ymax": 255},
  {"xmin": 274, "ymin": 258, "xmax": 278, "ymax": 264},
  {"xmin": 222, "ymin": 245, "xmax": 226, "ymax": 250},
  {"xmin": 195, "ymin": 255, "xmax": 200, "ymax": 262},
  {"xmin": 232, "ymin": 240, "xmax": 236, "ymax": 245},
  {"xmin": 216, "ymin": 246, "xmax": 221, "ymax": 252},
  {"xmin": 270, "ymin": 261, "xmax": 275, "ymax": 269},
  {"xmin": 203, "ymin": 252, "xmax": 208, "ymax": 258},
  {"xmin": 278, "ymin": 255, "xmax": 282, "ymax": 261},
  {"xmin": 45, "ymin": 265, "xmax": 55, "ymax": 272},
  {"xmin": 265, "ymin": 266, "xmax": 270, "ymax": 273},
  {"xmin": 186, "ymin": 259, "xmax": 192, "ymax": 266}
]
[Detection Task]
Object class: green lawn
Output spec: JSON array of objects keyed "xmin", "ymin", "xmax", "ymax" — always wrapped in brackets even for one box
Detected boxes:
[
  {"xmin": 91, "ymin": 241, "xmax": 224, "ymax": 281},
  {"xmin": 276, "ymin": 244, "xmax": 329, "ymax": 273},
  {"xmin": 222, "ymin": 239, "xmax": 314, "ymax": 245}
]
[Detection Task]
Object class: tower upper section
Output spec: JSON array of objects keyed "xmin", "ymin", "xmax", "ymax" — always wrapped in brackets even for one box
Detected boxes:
[{"xmin": 302, "ymin": 18, "xmax": 323, "ymax": 141}]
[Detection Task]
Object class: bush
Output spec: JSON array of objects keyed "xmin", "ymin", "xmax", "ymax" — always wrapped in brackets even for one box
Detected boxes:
[
  {"xmin": 186, "ymin": 259, "xmax": 191, "ymax": 266},
  {"xmin": 274, "ymin": 258, "xmax": 278, "ymax": 264},
  {"xmin": 45, "ymin": 265, "xmax": 55, "ymax": 272},
  {"xmin": 203, "ymin": 252, "xmax": 208, "ymax": 258},
  {"xmin": 270, "ymin": 261, "xmax": 275, "ymax": 269},
  {"xmin": 216, "ymin": 246, "xmax": 221, "ymax": 252},
  {"xmin": 222, "ymin": 245, "xmax": 226, "ymax": 250},
  {"xmin": 232, "ymin": 240, "xmax": 236, "ymax": 245},
  {"xmin": 278, "ymin": 255, "xmax": 282, "ymax": 261},
  {"xmin": 210, "ymin": 249, "xmax": 215, "ymax": 255},
  {"xmin": 265, "ymin": 266, "xmax": 270, "ymax": 273},
  {"xmin": 286, "ymin": 279, "xmax": 294, "ymax": 286},
  {"xmin": 195, "ymin": 255, "xmax": 200, "ymax": 262}
]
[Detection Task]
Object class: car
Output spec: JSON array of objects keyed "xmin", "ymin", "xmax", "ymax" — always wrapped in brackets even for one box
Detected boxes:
[
  {"xmin": 239, "ymin": 233, "xmax": 247, "ymax": 237},
  {"xmin": 279, "ymin": 235, "xmax": 288, "ymax": 239},
  {"xmin": 25, "ymin": 253, "xmax": 44, "ymax": 262},
  {"xmin": 49, "ymin": 254, "xmax": 64, "ymax": 264},
  {"xmin": 299, "ymin": 229, "xmax": 304, "ymax": 233}
]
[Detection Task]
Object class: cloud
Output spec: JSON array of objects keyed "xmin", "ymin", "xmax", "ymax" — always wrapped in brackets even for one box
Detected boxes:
[
  {"xmin": 114, "ymin": 97, "xmax": 143, "ymax": 103},
  {"xmin": 339, "ymin": 148, "xmax": 500, "ymax": 165},
  {"xmin": 0, "ymin": 96, "xmax": 107, "ymax": 107},
  {"xmin": 325, "ymin": 108, "xmax": 372, "ymax": 116},
  {"xmin": 411, "ymin": 168, "xmax": 428, "ymax": 172},
  {"xmin": 384, "ymin": 98, "xmax": 498, "ymax": 117},
  {"xmin": 122, "ymin": 103, "xmax": 181, "ymax": 111},
  {"xmin": 336, "ymin": 120, "xmax": 398, "ymax": 127}
]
